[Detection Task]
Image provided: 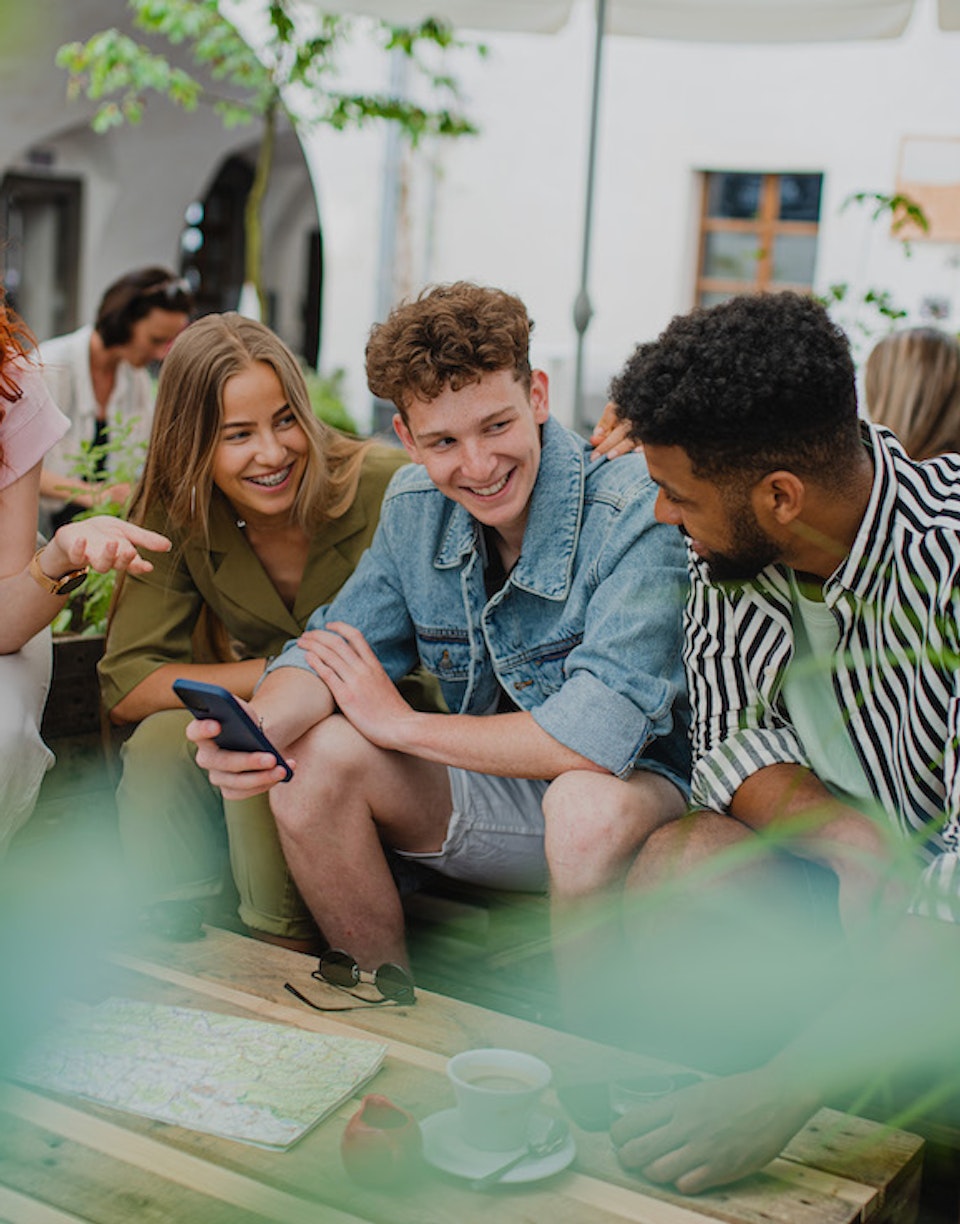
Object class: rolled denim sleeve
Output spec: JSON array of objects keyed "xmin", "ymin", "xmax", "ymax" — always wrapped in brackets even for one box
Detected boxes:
[{"xmin": 531, "ymin": 479, "xmax": 689, "ymax": 779}]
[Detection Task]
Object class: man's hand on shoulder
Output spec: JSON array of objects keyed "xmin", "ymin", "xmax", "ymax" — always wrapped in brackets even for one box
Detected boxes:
[{"xmin": 590, "ymin": 401, "xmax": 642, "ymax": 460}]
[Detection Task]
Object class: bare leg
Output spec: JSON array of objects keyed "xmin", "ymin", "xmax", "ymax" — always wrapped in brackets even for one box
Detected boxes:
[
  {"xmin": 621, "ymin": 811, "xmax": 844, "ymax": 1070},
  {"xmin": 544, "ymin": 770, "xmax": 686, "ymax": 1037},
  {"xmin": 270, "ymin": 715, "xmax": 452, "ymax": 969}
]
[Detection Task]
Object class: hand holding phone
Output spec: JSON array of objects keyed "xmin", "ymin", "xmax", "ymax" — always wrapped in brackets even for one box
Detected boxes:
[{"xmin": 173, "ymin": 679, "xmax": 293, "ymax": 783}]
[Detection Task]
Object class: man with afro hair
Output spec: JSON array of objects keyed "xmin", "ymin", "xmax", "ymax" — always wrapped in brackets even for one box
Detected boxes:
[{"xmin": 608, "ymin": 291, "xmax": 960, "ymax": 1194}]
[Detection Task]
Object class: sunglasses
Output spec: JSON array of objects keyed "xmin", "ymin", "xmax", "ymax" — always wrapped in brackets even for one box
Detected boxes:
[
  {"xmin": 284, "ymin": 948, "xmax": 416, "ymax": 1012},
  {"xmin": 143, "ymin": 277, "xmax": 193, "ymax": 304}
]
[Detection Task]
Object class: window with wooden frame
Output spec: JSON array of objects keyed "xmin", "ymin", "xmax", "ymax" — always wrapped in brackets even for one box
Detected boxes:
[{"xmin": 695, "ymin": 172, "xmax": 823, "ymax": 307}]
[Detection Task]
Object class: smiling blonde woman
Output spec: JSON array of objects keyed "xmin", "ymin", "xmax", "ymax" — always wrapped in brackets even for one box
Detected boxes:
[{"xmin": 99, "ymin": 313, "xmax": 427, "ymax": 949}]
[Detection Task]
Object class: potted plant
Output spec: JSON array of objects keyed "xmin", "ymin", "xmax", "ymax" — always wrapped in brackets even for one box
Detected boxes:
[{"xmin": 42, "ymin": 417, "xmax": 145, "ymax": 740}]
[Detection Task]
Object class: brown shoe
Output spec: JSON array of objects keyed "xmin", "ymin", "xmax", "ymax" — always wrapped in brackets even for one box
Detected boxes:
[{"xmin": 242, "ymin": 926, "xmax": 324, "ymax": 956}]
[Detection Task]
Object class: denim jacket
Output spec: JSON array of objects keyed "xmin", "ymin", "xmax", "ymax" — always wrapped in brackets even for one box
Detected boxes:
[{"xmin": 269, "ymin": 417, "xmax": 690, "ymax": 784}]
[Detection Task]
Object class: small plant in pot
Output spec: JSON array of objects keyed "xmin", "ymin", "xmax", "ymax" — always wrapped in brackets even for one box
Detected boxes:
[
  {"xmin": 42, "ymin": 418, "xmax": 145, "ymax": 740},
  {"xmin": 50, "ymin": 415, "xmax": 146, "ymax": 639}
]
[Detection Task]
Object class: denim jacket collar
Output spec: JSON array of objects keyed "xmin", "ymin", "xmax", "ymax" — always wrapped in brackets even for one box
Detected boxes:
[{"xmin": 433, "ymin": 416, "xmax": 584, "ymax": 601}]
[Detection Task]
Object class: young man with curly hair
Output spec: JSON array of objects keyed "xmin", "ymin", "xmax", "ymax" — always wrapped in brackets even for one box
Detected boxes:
[
  {"xmin": 607, "ymin": 291, "xmax": 960, "ymax": 1195},
  {"xmin": 188, "ymin": 282, "xmax": 690, "ymax": 1014}
]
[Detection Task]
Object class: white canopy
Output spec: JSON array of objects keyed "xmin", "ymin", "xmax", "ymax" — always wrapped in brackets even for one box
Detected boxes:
[{"xmin": 329, "ymin": 0, "xmax": 960, "ymax": 41}]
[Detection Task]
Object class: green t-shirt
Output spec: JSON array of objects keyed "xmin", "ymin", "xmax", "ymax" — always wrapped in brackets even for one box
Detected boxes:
[{"xmin": 780, "ymin": 573, "xmax": 876, "ymax": 814}]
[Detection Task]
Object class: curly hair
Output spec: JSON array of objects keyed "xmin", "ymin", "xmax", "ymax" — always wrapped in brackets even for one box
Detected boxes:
[
  {"xmin": 365, "ymin": 281, "xmax": 533, "ymax": 417},
  {"xmin": 611, "ymin": 292, "xmax": 860, "ymax": 488}
]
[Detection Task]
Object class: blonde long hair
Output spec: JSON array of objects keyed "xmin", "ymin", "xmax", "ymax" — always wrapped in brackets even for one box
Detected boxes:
[
  {"xmin": 129, "ymin": 313, "xmax": 371, "ymax": 538},
  {"xmin": 865, "ymin": 327, "xmax": 960, "ymax": 461}
]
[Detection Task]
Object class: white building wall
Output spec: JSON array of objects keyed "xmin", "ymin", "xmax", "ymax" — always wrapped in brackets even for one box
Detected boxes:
[
  {"xmin": 4, "ymin": 0, "xmax": 960, "ymax": 432},
  {"xmin": 301, "ymin": 0, "xmax": 960, "ymax": 431}
]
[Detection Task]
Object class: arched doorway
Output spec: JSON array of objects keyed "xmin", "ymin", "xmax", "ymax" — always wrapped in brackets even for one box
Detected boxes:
[
  {"xmin": 180, "ymin": 140, "xmax": 322, "ymax": 364},
  {"xmin": 180, "ymin": 154, "xmax": 252, "ymax": 320}
]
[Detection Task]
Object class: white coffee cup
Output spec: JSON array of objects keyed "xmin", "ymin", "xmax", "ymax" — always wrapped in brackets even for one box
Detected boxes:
[{"xmin": 447, "ymin": 1047, "xmax": 552, "ymax": 1151}]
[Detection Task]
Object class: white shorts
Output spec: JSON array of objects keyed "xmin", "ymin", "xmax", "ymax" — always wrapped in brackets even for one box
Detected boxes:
[{"xmin": 394, "ymin": 768, "xmax": 549, "ymax": 892}]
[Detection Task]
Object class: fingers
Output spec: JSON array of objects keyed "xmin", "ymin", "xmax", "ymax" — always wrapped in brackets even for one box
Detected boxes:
[
  {"xmin": 299, "ymin": 623, "xmax": 371, "ymax": 673},
  {"xmin": 53, "ymin": 518, "xmax": 172, "ymax": 576},
  {"xmin": 121, "ymin": 521, "xmax": 172, "ymax": 552},
  {"xmin": 592, "ymin": 420, "xmax": 640, "ymax": 459},
  {"xmin": 610, "ymin": 1100, "xmax": 674, "ymax": 1147},
  {"xmin": 614, "ymin": 1120, "xmax": 720, "ymax": 1194},
  {"xmin": 186, "ymin": 718, "xmax": 289, "ymax": 798},
  {"xmin": 590, "ymin": 400, "xmax": 620, "ymax": 443}
]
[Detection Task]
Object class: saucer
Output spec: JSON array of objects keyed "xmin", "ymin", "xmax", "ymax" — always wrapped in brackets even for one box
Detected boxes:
[{"xmin": 421, "ymin": 1108, "xmax": 575, "ymax": 1185}]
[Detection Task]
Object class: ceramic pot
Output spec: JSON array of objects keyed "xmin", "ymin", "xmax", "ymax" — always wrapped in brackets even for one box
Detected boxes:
[{"xmin": 340, "ymin": 1094, "xmax": 423, "ymax": 1189}]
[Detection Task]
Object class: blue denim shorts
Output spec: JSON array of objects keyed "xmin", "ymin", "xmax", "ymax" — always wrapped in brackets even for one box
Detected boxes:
[{"xmin": 394, "ymin": 768, "xmax": 549, "ymax": 892}]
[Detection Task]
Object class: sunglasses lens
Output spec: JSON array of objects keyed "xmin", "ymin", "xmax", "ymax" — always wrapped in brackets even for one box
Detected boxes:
[
  {"xmin": 318, "ymin": 948, "xmax": 358, "ymax": 988},
  {"xmin": 376, "ymin": 962, "xmax": 415, "ymax": 1003}
]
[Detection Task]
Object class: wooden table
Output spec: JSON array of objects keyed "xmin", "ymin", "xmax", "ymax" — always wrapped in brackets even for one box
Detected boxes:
[{"xmin": 0, "ymin": 927, "xmax": 923, "ymax": 1224}]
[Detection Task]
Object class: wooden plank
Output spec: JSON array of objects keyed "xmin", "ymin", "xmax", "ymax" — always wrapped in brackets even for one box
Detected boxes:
[
  {"xmin": 0, "ymin": 1183, "xmax": 89, "ymax": 1224},
  {"xmin": 0, "ymin": 1112, "xmax": 271, "ymax": 1224},
  {"xmin": 0, "ymin": 1086, "xmax": 363, "ymax": 1224},
  {"xmin": 782, "ymin": 1108, "xmax": 924, "ymax": 1185},
  {"xmin": 568, "ymin": 1127, "xmax": 878, "ymax": 1224},
  {"xmin": 780, "ymin": 1107, "xmax": 924, "ymax": 1210},
  {"xmin": 108, "ymin": 948, "xmax": 449, "ymax": 1073},
  {"xmin": 110, "ymin": 930, "xmax": 691, "ymax": 1084}
]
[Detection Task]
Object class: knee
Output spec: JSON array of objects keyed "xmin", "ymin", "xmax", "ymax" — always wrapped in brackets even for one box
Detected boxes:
[
  {"xmin": 543, "ymin": 772, "xmax": 644, "ymax": 895},
  {"xmin": 543, "ymin": 771, "xmax": 687, "ymax": 887},
  {"xmin": 123, "ymin": 708, "xmax": 193, "ymax": 753},
  {"xmin": 270, "ymin": 715, "xmax": 368, "ymax": 834},
  {"xmin": 627, "ymin": 809, "xmax": 751, "ymax": 889},
  {"xmin": 120, "ymin": 709, "xmax": 196, "ymax": 781}
]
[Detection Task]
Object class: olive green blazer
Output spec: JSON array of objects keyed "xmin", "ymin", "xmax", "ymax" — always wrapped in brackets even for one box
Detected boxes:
[{"xmin": 99, "ymin": 444, "xmax": 409, "ymax": 712}]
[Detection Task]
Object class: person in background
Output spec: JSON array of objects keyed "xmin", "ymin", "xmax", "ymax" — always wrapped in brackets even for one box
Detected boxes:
[
  {"xmin": 863, "ymin": 325, "xmax": 960, "ymax": 460},
  {"xmin": 0, "ymin": 284, "xmax": 170, "ymax": 858},
  {"xmin": 99, "ymin": 313, "xmax": 433, "ymax": 951},
  {"xmin": 38, "ymin": 267, "xmax": 193, "ymax": 529}
]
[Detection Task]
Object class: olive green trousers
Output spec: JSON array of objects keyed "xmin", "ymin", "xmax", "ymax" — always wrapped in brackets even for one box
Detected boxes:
[{"xmin": 116, "ymin": 709, "xmax": 316, "ymax": 939}]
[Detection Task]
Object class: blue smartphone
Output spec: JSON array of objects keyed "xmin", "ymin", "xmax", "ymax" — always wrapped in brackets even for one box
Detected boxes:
[{"xmin": 172, "ymin": 679, "xmax": 293, "ymax": 783}]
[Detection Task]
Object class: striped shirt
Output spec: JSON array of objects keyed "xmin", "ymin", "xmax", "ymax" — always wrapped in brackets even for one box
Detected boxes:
[{"xmin": 685, "ymin": 423, "xmax": 960, "ymax": 922}]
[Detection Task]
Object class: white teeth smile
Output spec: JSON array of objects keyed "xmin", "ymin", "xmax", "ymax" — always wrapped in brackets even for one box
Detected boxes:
[
  {"xmin": 471, "ymin": 473, "xmax": 509, "ymax": 497},
  {"xmin": 247, "ymin": 466, "xmax": 291, "ymax": 488}
]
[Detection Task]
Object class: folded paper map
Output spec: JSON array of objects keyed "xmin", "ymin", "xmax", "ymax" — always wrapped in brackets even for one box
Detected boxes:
[{"xmin": 14, "ymin": 997, "xmax": 387, "ymax": 1149}]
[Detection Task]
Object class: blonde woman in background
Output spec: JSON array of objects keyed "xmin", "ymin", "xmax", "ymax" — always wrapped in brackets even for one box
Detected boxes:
[{"xmin": 864, "ymin": 326, "xmax": 960, "ymax": 460}]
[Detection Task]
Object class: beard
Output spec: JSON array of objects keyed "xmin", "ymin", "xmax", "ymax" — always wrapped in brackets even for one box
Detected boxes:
[{"xmin": 696, "ymin": 511, "xmax": 781, "ymax": 584}]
